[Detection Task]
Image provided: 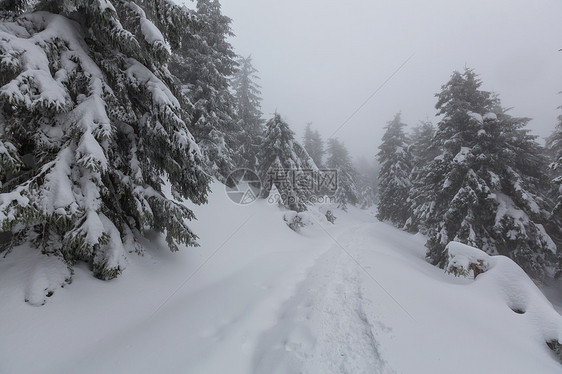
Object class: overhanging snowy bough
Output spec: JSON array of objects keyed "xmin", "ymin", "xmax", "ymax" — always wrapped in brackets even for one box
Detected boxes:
[{"xmin": 0, "ymin": 1, "xmax": 208, "ymax": 292}]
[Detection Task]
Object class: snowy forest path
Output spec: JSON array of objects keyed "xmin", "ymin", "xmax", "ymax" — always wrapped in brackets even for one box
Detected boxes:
[
  {"xmin": 4, "ymin": 202, "xmax": 561, "ymax": 374},
  {"xmin": 252, "ymin": 223, "xmax": 393, "ymax": 374}
]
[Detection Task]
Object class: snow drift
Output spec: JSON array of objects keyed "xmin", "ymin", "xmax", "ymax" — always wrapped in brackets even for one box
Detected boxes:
[{"xmin": 446, "ymin": 241, "xmax": 562, "ymax": 361}]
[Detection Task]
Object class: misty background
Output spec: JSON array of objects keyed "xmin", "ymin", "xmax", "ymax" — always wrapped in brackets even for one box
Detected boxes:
[{"xmin": 208, "ymin": 0, "xmax": 562, "ymax": 160}]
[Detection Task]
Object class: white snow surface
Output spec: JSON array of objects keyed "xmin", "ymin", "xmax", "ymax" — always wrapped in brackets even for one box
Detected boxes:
[
  {"xmin": 453, "ymin": 146, "xmax": 470, "ymax": 163},
  {"xmin": 446, "ymin": 242, "xmax": 562, "ymax": 345},
  {"xmin": 1, "ymin": 182, "xmax": 561, "ymax": 373},
  {"xmin": 467, "ymin": 111, "xmax": 483, "ymax": 123},
  {"xmin": 484, "ymin": 112, "xmax": 498, "ymax": 121},
  {"xmin": 140, "ymin": 18, "xmax": 171, "ymax": 53}
]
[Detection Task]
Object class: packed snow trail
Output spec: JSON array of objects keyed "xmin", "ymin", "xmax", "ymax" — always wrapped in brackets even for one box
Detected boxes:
[
  {"xmin": 254, "ymin": 226, "xmax": 389, "ymax": 374},
  {"xmin": 1, "ymin": 184, "xmax": 562, "ymax": 373}
]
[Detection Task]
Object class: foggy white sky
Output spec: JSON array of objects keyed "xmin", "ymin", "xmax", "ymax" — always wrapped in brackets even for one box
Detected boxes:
[{"xmin": 183, "ymin": 0, "xmax": 562, "ymax": 160}]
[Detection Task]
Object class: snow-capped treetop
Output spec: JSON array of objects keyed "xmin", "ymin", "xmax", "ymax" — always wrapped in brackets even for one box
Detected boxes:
[
  {"xmin": 232, "ymin": 55, "xmax": 263, "ymax": 136},
  {"xmin": 435, "ymin": 68, "xmax": 496, "ymax": 118},
  {"xmin": 232, "ymin": 54, "xmax": 264, "ymax": 170}
]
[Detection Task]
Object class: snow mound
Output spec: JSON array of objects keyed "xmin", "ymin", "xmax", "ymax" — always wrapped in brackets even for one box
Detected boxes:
[
  {"xmin": 283, "ymin": 211, "xmax": 318, "ymax": 232},
  {"xmin": 282, "ymin": 204, "xmax": 340, "ymax": 232},
  {"xmin": 2, "ymin": 246, "xmax": 72, "ymax": 306},
  {"xmin": 446, "ymin": 241, "xmax": 562, "ymax": 361},
  {"xmin": 446, "ymin": 241, "xmax": 491, "ymax": 278},
  {"xmin": 25, "ymin": 256, "xmax": 70, "ymax": 306}
]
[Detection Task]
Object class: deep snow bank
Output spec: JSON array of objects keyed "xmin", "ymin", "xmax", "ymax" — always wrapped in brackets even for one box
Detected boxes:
[{"xmin": 446, "ymin": 241, "xmax": 562, "ymax": 360}]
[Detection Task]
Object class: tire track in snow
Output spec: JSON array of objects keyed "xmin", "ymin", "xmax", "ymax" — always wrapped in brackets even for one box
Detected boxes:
[{"xmin": 253, "ymin": 227, "xmax": 393, "ymax": 374}]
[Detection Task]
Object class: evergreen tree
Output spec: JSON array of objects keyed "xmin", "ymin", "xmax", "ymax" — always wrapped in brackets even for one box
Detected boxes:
[
  {"xmin": 376, "ymin": 113, "xmax": 412, "ymax": 226},
  {"xmin": 410, "ymin": 121, "xmax": 438, "ymax": 171},
  {"xmin": 410, "ymin": 69, "xmax": 557, "ymax": 278},
  {"xmin": 325, "ymin": 138, "xmax": 358, "ymax": 210},
  {"xmin": 303, "ymin": 123, "xmax": 325, "ymax": 167},
  {"xmin": 405, "ymin": 121, "xmax": 437, "ymax": 231},
  {"xmin": 0, "ymin": 0, "xmax": 209, "ymax": 280},
  {"xmin": 232, "ymin": 54, "xmax": 264, "ymax": 170},
  {"xmin": 355, "ymin": 156, "xmax": 377, "ymax": 208},
  {"xmin": 258, "ymin": 114, "xmax": 317, "ymax": 212},
  {"xmin": 546, "ymin": 105, "xmax": 562, "ymax": 274},
  {"xmin": 547, "ymin": 108, "xmax": 562, "ymax": 218},
  {"xmin": 170, "ymin": 0, "xmax": 238, "ymax": 181}
]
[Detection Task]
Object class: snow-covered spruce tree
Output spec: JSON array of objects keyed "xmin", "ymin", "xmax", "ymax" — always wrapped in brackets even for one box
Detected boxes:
[
  {"xmin": 404, "ymin": 121, "xmax": 437, "ymax": 231},
  {"xmin": 355, "ymin": 156, "xmax": 377, "ymax": 208},
  {"xmin": 259, "ymin": 114, "xmax": 318, "ymax": 212},
  {"xmin": 303, "ymin": 123, "xmax": 325, "ymax": 168},
  {"xmin": 325, "ymin": 138, "xmax": 358, "ymax": 210},
  {"xmin": 376, "ymin": 113, "xmax": 412, "ymax": 226},
  {"xmin": 410, "ymin": 121, "xmax": 437, "ymax": 174},
  {"xmin": 410, "ymin": 69, "xmax": 557, "ymax": 278},
  {"xmin": 546, "ymin": 106, "xmax": 562, "ymax": 274},
  {"xmin": 232, "ymin": 54, "xmax": 264, "ymax": 171},
  {"xmin": 547, "ymin": 110, "xmax": 562, "ymax": 218},
  {"xmin": 169, "ymin": 0, "xmax": 238, "ymax": 181},
  {"xmin": 0, "ymin": 0, "xmax": 209, "ymax": 280}
]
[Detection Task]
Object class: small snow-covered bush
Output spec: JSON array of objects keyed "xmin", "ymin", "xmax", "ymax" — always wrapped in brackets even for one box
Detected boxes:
[
  {"xmin": 446, "ymin": 242, "xmax": 491, "ymax": 278},
  {"xmin": 547, "ymin": 340, "xmax": 562, "ymax": 364},
  {"xmin": 283, "ymin": 211, "xmax": 315, "ymax": 232},
  {"xmin": 284, "ymin": 212, "xmax": 303, "ymax": 232},
  {"xmin": 325, "ymin": 210, "xmax": 336, "ymax": 224}
]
